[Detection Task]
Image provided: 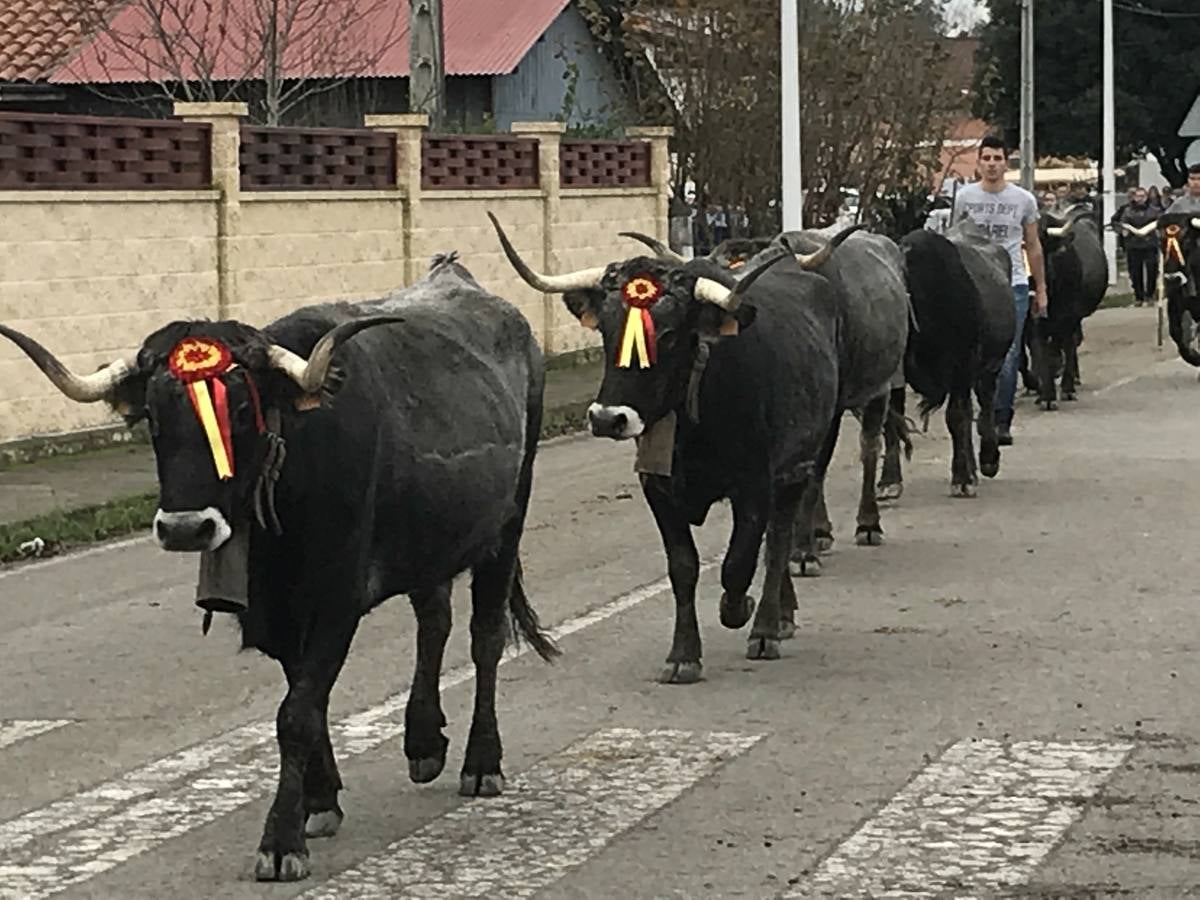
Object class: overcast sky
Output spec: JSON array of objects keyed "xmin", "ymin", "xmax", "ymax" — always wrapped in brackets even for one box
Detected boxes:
[{"xmin": 942, "ymin": 0, "xmax": 989, "ymax": 34}]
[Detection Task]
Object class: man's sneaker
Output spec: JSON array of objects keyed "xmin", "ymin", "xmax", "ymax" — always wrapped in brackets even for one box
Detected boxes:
[{"xmin": 997, "ymin": 423, "xmax": 1013, "ymax": 446}]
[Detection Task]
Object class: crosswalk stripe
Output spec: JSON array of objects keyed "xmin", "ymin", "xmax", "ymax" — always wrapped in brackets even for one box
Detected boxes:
[
  {"xmin": 0, "ymin": 720, "xmax": 72, "ymax": 750},
  {"xmin": 0, "ymin": 561, "xmax": 718, "ymax": 900},
  {"xmin": 301, "ymin": 727, "xmax": 764, "ymax": 900},
  {"xmin": 784, "ymin": 738, "xmax": 1134, "ymax": 898}
]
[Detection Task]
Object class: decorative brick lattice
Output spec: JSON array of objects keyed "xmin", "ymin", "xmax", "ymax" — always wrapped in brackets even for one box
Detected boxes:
[
  {"xmin": 0, "ymin": 112, "xmax": 211, "ymax": 189},
  {"xmin": 560, "ymin": 141, "xmax": 651, "ymax": 189},
  {"xmin": 421, "ymin": 136, "xmax": 539, "ymax": 189},
  {"xmin": 240, "ymin": 126, "xmax": 396, "ymax": 190}
]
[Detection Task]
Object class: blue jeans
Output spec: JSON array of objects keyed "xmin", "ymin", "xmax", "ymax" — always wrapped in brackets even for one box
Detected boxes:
[{"xmin": 995, "ymin": 284, "xmax": 1030, "ymax": 424}]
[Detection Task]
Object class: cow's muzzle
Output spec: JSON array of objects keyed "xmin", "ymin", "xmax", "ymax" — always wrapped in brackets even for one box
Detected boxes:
[
  {"xmin": 587, "ymin": 403, "xmax": 645, "ymax": 440},
  {"xmin": 154, "ymin": 508, "xmax": 232, "ymax": 552}
]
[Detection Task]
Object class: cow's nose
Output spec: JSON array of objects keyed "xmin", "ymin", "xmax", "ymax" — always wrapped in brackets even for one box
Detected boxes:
[
  {"xmin": 588, "ymin": 405, "xmax": 627, "ymax": 438},
  {"xmin": 153, "ymin": 508, "xmax": 232, "ymax": 552}
]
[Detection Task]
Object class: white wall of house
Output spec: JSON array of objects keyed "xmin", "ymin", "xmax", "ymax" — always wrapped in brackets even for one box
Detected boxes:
[{"xmin": 492, "ymin": 4, "xmax": 627, "ymax": 131}]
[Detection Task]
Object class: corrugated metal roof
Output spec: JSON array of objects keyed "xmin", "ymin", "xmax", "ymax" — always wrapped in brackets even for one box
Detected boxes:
[{"xmin": 48, "ymin": 0, "xmax": 572, "ymax": 85}]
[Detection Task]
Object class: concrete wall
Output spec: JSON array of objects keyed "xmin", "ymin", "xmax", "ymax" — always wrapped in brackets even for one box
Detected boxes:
[{"xmin": 0, "ymin": 110, "xmax": 671, "ymax": 446}]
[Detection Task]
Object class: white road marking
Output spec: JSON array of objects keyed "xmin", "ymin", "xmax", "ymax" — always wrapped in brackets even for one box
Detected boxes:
[
  {"xmin": 302, "ymin": 727, "xmax": 764, "ymax": 900},
  {"xmin": 785, "ymin": 738, "xmax": 1134, "ymax": 898},
  {"xmin": 0, "ymin": 720, "xmax": 72, "ymax": 750},
  {"xmin": 0, "ymin": 562, "xmax": 718, "ymax": 900}
]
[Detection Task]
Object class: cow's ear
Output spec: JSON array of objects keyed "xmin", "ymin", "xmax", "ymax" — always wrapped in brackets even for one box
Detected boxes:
[
  {"xmin": 106, "ymin": 372, "xmax": 147, "ymax": 423},
  {"xmin": 563, "ymin": 288, "xmax": 603, "ymax": 331}
]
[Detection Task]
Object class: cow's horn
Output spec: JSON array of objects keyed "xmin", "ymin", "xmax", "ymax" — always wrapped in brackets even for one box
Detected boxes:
[
  {"xmin": 0, "ymin": 324, "xmax": 137, "ymax": 402},
  {"xmin": 784, "ymin": 224, "xmax": 864, "ymax": 270},
  {"xmin": 619, "ymin": 231, "xmax": 686, "ymax": 264},
  {"xmin": 488, "ymin": 212, "xmax": 606, "ymax": 293},
  {"xmin": 1046, "ymin": 220, "xmax": 1072, "ymax": 237},
  {"xmin": 267, "ymin": 316, "xmax": 405, "ymax": 394},
  {"xmin": 693, "ymin": 248, "xmax": 790, "ymax": 311}
]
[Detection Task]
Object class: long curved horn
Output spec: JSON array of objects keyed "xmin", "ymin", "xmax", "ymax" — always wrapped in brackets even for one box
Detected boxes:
[
  {"xmin": 693, "ymin": 248, "xmax": 790, "ymax": 310},
  {"xmin": 488, "ymin": 212, "xmax": 606, "ymax": 293},
  {"xmin": 1046, "ymin": 219, "xmax": 1073, "ymax": 238},
  {"xmin": 783, "ymin": 224, "xmax": 864, "ymax": 270},
  {"xmin": 0, "ymin": 324, "xmax": 137, "ymax": 402},
  {"xmin": 618, "ymin": 231, "xmax": 686, "ymax": 264},
  {"xmin": 267, "ymin": 315, "xmax": 405, "ymax": 394}
]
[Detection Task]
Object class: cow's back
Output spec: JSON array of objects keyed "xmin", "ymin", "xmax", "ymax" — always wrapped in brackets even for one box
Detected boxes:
[{"xmin": 946, "ymin": 223, "xmax": 1016, "ymax": 367}]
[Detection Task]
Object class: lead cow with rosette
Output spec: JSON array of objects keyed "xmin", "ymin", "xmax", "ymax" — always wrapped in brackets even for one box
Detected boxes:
[
  {"xmin": 0, "ymin": 253, "xmax": 557, "ymax": 882},
  {"xmin": 490, "ymin": 213, "xmax": 846, "ymax": 681}
]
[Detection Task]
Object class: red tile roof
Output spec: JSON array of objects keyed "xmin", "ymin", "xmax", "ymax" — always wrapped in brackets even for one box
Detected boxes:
[
  {"xmin": 0, "ymin": 0, "xmax": 126, "ymax": 81},
  {"xmin": 8, "ymin": 0, "xmax": 572, "ymax": 85}
]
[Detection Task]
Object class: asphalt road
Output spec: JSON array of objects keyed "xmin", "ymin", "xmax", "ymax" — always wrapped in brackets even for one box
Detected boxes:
[{"xmin": 2, "ymin": 307, "xmax": 1200, "ymax": 899}]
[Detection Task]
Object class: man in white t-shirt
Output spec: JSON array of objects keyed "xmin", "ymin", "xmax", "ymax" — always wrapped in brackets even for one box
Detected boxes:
[
  {"xmin": 1166, "ymin": 164, "xmax": 1200, "ymax": 215},
  {"xmin": 952, "ymin": 135, "xmax": 1048, "ymax": 445}
]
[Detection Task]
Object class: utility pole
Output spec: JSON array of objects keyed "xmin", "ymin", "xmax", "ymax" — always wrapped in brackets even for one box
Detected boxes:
[
  {"xmin": 409, "ymin": 0, "xmax": 445, "ymax": 129},
  {"xmin": 1102, "ymin": 0, "xmax": 1118, "ymax": 285},
  {"xmin": 781, "ymin": 0, "xmax": 803, "ymax": 231},
  {"xmin": 1019, "ymin": 0, "xmax": 1035, "ymax": 192}
]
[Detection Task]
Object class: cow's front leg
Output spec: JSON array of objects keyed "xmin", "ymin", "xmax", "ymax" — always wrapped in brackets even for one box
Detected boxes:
[
  {"xmin": 1061, "ymin": 329, "xmax": 1080, "ymax": 400},
  {"xmin": 947, "ymin": 389, "xmax": 976, "ymax": 498},
  {"xmin": 642, "ymin": 475, "xmax": 704, "ymax": 684},
  {"xmin": 748, "ymin": 483, "xmax": 804, "ymax": 661},
  {"xmin": 718, "ymin": 482, "xmax": 771, "ymax": 635},
  {"xmin": 302, "ymin": 698, "xmax": 344, "ymax": 838},
  {"xmin": 460, "ymin": 556, "xmax": 513, "ymax": 796},
  {"xmin": 257, "ymin": 614, "xmax": 358, "ymax": 882},
  {"xmin": 855, "ymin": 394, "xmax": 887, "ymax": 545},
  {"xmin": 405, "ymin": 583, "xmax": 452, "ymax": 784},
  {"xmin": 791, "ymin": 412, "xmax": 842, "ymax": 574},
  {"xmin": 877, "ymin": 386, "xmax": 907, "ymax": 501},
  {"xmin": 976, "ymin": 370, "xmax": 1002, "ymax": 479},
  {"xmin": 1034, "ymin": 321, "xmax": 1058, "ymax": 410}
]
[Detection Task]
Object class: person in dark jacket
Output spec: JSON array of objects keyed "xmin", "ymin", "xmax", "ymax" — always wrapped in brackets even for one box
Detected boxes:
[{"xmin": 1118, "ymin": 187, "xmax": 1161, "ymax": 306}]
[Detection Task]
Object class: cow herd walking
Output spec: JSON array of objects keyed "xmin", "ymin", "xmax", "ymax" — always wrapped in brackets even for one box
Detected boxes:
[{"xmin": 0, "ymin": 198, "xmax": 1194, "ymax": 884}]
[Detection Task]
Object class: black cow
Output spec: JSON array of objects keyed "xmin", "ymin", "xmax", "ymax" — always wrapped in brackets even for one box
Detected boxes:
[
  {"xmin": 884, "ymin": 220, "xmax": 1016, "ymax": 498},
  {"xmin": 1027, "ymin": 210, "xmax": 1108, "ymax": 408},
  {"xmin": 1159, "ymin": 213, "xmax": 1200, "ymax": 366},
  {"xmin": 0, "ymin": 254, "xmax": 557, "ymax": 882},
  {"xmin": 494, "ymin": 214, "xmax": 845, "ymax": 680}
]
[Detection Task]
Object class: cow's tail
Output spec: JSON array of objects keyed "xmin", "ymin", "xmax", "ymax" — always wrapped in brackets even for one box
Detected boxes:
[
  {"xmin": 508, "ymin": 558, "xmax": 560, "ymax": 661},
  {"xmin": 888, "ymin": 404, "xmax": 915, "ymax": 461}
]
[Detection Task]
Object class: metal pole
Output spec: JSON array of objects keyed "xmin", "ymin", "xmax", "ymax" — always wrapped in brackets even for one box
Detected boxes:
[
  {"xmin": 1019, "ymin": 0, "xmax": 1035, "ymax": 191},
  {"xmin": 781, "ymin": 0, "xmax": 803, "ymax": 231},
  {"xmin": 1102, "ymin": 0, "xmax": 1118, "ymax": 285}
]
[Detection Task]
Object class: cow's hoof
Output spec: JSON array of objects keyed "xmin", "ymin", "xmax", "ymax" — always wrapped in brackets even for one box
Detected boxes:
[
  {"xmin": 876, "ymin": 482, "xmax": 903, "ymax": 502},
  {"xmin": 778, "ymin": 619, "xmax": 797, "ymax": 640},
  {"xmin": 1063, "ymin": 391, "xmax": 1077, "ymax": 401},
  {"xmin": 460, "ymin": 773, "xmax": 505, "ymax": 797},
  {"xmin": 305, "ymin": 809, "xmax": 343, "ymax": 838},
  {"xmin": 255, "ymin": 851, "xmax": 310, "ymax": 882},
  {"xmin": 951, "ymin": 482, "xmax": 977, "ymax": 499},
  {"xmin": 788, "ymin": 554, "xmax": 821, "ymax": 578},
  {"xmin": 1039, "ymin": 399, "xmax": 1058, "ymax": 411},
  {"xmin": 979, "ymin": 459, "xmax": 1000, "ymax": 479},
  {"xmin": 660, "ymin": 661, "xmax": 704, "ymax": 684},
  {"xmin": 746, "ymin": 636, "xmax": 781, "ymax": 660},
  {"xmin": 408, "ymin": 754, "xmax": 446, "ymax": 784},
  {"xmin": 719, "ymin": 591, "xmax": 756, "ymax": 629},
  {"xmin": 855, "ymin": 527, "xmax": 883, "ymax": 547},
  {"xmin": 815, "ymin": 533, "xmax": 835, "ymax": 554}
]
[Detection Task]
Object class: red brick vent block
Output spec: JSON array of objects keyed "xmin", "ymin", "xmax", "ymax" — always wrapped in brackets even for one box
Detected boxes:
[
  {"xmin": 560, "ymin": 141, "xmax": 651, "ymax": 189},
  {"xmin": 421, "ymin": 136, "xmax": 539, "ymax": 190},
  {"xmin": 240, "ymin": 126, "xmax": 396, "ymax": 190},
  {"xmin": 0, "ymin": 112, "xmax": 212, "ymax": 189}
]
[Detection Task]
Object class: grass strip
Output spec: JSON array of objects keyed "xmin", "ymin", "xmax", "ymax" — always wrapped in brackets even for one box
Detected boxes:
[{"xmin": 0, "ymin": 492, "xmax": 159, "ymax": 565}]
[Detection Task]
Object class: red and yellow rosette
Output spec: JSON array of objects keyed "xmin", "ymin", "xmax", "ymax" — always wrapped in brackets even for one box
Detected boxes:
[
  {"xmin": 1165, "ymin": 224, "xmax": 1186, "ymax": 266},
  {"xmin": 617, "ymin": 274, "xmax": 662, "ymax": 369},
  {"xmin": 168, "ymin": 338, "xmax": 236, "ymax": 480}
]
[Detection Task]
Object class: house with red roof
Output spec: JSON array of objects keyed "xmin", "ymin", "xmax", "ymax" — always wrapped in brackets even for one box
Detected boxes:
[{"xmin": 0, "ymin": 0, "xmax": 643, "ymax": 130}]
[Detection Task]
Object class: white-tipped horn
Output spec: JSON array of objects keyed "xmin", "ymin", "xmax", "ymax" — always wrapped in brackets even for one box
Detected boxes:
[
  {"xmin": 267, "ymin": 315, "xmax": 405, "ymax": 394},
  {"xmin": 691, "ymin": 248, "xmax": 790, "ymax": 311},
  {"xmin": 488, "ymin": 212, "xmax": 606, "ymax": 293},
  {"xmin": 1192, "ymin": 218, "xmax": 1200, "ymax": 230},
  {"xmin": 783, "ymin": 223, "xmax": 862, "ymax": 270},
  {"xmin": 0, "ymin": 325, "xmax": 137, "ymax": 402}
]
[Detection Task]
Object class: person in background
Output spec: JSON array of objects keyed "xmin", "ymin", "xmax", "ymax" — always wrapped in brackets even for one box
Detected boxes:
[
  {"xmin": 1161, "ymin": 187, "xmax": 1175, "ymax": 211},
  {"xmin": 1165, "ymin": 164, "xmax": 1200, "ymax": 214},
  {"xmin": 1118, "ymin": 187, "xmax": 1160, "ymax": 307},
  {"xmin": 1147, "ymin": 185, "xmax": 1164, "ymax": 213},
  {"xmin": 952, "ymin": 134, "xmax": 1047, "ymax": 446}
]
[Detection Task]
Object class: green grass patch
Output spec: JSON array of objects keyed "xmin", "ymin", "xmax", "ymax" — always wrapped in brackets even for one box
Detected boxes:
[
  {"xmin": 539, "ymin": 401, "xmax": 591, "ymax": 440},
  {"xmin": 1100, "ymin": 291, "xmax": 1136, "ymax": 310},
  {"xmin": 0, "ymin": 492, "xmax": 158, "ymax": 564}
]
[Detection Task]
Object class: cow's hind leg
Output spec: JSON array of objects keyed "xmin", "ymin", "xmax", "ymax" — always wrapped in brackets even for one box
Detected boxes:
[
  {"xmin": 643, "ymin": 476, "xmax": 704, "ymax": 684},
  {"xmin": 976, "ymin": 369, "xmax": 1002, "ymax": 479},
  {"xmin": 717, "ymin": 483, "xmax": 770, "ymax": 633},
  {"xmin": 877, "ymin": 386, "xmax": 907, "ymax": 501},
  {"xmin": 405, "ymin": 583, "xmax": 452, "ymax": 784},
  {"xmin": 256, "ymin": 613, "xmax": 359, "ymax": 882},
  {"xmin": 947, "ymin": 389, "xmax": 976, "ymax": 498},
  {"xmin": 303, "ymin": 699, "xmax": 344, "ymax": 838},
  {"xmin": 1034, "ymin": 320, "xmax": 1058, "ymax": 410},
  {"xmin": 790, "ymin": 413, "xmax": 842, "ymax": 576},
  {"xmin": 748, "ymin": 482, "xmax": 804, "ymax": 661},
  {"xmin": 855, "ymin": 394, "xmax": 888, "ymax": 545},
  {"xmin": 1062, "ymin": 326, "xmax": 1080, "ymax": 400}
]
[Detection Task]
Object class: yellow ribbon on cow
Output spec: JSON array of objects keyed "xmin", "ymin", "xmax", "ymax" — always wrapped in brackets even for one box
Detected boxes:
[
  {"xmin": 617, "ymin": 307, "xmax": 652, "ymax": 369},
  {"xmin": 186, "ymin": 380, "xmax": 235, "ymax": 480}
]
